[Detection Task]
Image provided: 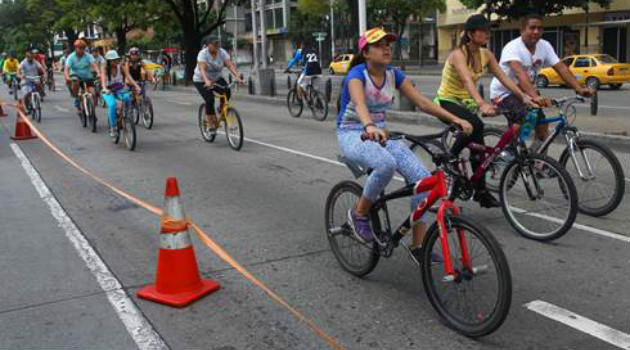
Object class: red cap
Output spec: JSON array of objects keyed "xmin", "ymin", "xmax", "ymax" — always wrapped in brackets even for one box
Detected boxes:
[{"xmin": 164, "ymin": 176, "xmax": 180, "ymax": 197}]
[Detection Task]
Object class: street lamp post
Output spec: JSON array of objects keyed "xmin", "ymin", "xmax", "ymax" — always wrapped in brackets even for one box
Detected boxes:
[
  {"xmin": 250, "ymin": 0, "xmax": 259, "ymax": 71},
  {"xmin": 330, "ymin": 0, "xmax": 335, "ymax": 58},
  {"xmin": 358, "ymin": 0, "xmax": 366, "ymax": 34},
  {"xmin": 259, "ymin": 0, "xmax": 268, "ymax": 69}
]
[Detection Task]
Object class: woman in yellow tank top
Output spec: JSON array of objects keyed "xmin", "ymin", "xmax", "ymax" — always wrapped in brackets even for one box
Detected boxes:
[{"xmin": 436, "ymin": 14, "xmax": 535, "ymax": 208}]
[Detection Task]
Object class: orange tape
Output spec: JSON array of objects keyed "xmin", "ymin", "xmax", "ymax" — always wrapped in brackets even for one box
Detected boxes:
[
  {"xmin": 160, "ymin": 216, "xmax": 188, "ymax": 233},
  {"xmin": 8, "ymin": 109, "xmax": 344, "ymax": 350}
]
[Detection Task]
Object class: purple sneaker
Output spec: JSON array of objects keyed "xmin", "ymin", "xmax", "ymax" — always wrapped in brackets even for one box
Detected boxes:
[{"xmin": 347, "ymin": 208, "xmax": 373, "ymax": 243}]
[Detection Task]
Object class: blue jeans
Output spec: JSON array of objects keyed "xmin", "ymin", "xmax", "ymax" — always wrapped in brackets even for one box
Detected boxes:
[
  {"xmin": 102, "ymin": 90, "xmax": 131, "ymax": 128},
  {"xmin": 337, "ymin": 129, "xmax": 430, "ymax": 219}
]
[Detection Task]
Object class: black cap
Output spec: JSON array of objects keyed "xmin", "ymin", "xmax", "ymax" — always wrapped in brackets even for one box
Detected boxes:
[
  {"xmin": 465, "ymin": 14, "xmax": 491, "ymax": 31},
  {"xmin": 205, "ymin": 36, "xmax": 219, "ymax": 45}
]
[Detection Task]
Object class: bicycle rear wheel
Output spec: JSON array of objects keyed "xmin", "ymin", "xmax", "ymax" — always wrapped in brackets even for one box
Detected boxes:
[
  {"xmin": 483, "ymin": 127, "xmax": 507, "ymax": 192},
  {"xmin": 500, "ymin": 154, "xmax": 578, "ymax": 241},
  {"xmin": 198, "ymin": 103, "xmax": 216, "ymax": 142},
  {"xmin": 310, "ymin": 89, "xmax": 328, "ymax": 121},
  {"xmin": 287, "ymin": 89, "xmax": 303, "ymax": 118},
  {"xmin": 559, "ymin": 139, "xmax": 624, "ymax": 216},
  {"xmin": 422, "ymin": 214, "xmax": 512, "ymax": 337},
  {"xmin": 224, "ymin": 107, "xmax": 244, "ymax": 151},
  {"xmin": 325, "ymin": 181, "xmax": 379, "ymax": 277},
  {"xmin": 12, "ymin": 83, "xmax": 18, "ymax": 100}
]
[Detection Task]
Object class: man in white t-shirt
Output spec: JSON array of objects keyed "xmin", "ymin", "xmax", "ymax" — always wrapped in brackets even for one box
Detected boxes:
[{"xmin": 490, "ymin": 14, "xmax": 593, "ymax": 143}]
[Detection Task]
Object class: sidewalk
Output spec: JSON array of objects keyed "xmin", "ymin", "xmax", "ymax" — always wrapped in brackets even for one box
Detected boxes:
[
  {"xmin": 0, "ymin": 124, "xmax": 138, "ymax": 349},
  {"xmin": 167, "ymin": 83, "xmax": 630, "ymax": 148}
]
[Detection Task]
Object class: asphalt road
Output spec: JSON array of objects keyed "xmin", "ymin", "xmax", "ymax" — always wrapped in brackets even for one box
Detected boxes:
[{"xmin": 0, "ymin": 84, "xmax": 628, "ymax": 349}]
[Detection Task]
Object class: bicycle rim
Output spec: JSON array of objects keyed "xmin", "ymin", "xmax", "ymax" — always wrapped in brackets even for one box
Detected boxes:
[
  {"xmin": 287, "ymin": 89, "xmax": 303, "ymax": 118},
  {"xmin": 560, "ymin": 139, "xmax": 624, "ymax": 216},
  {"xmin": 80, "ymin": 98, "xmax": 87, "ymax": 128},
  {"xmin": 122, "ymin": 109, "xmax": 136, "ymax": 151},
  {"xmin": 224, "ymin": 108, "xmax": 244, "ymax": 151},
  {"xmin": 87, "ymin": 98, "xmax": 96, "ymax": 133},
  {"xmin": 325, "ymin": 181, "xmax": 379, "ymax": 277},
  {"xmin": 500, "ymin": 155, "xmax": 577, "ymax": 241},
  {"xmin": 422, "ymin": 215, "xmax": 511, "ymax": 337},
  {"xmin": 310, "ymin": 90, "xmax": 328, "ymax": 121},
  {"xmin": 35, "ymin": 96, "xmax": 41, "ymax": 123},
  {"xmin": 143, "ymin": 98, "xmax": 154, "ymax": 129}
]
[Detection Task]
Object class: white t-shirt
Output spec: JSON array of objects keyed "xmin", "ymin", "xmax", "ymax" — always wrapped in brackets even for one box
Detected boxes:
[
  {"xmin": 193, "ymin": 47, "xmax": 229, "ymax": 83},
  {"xmin": 489, "ymin": 37, "xmax": 560, "ymax": 101}
]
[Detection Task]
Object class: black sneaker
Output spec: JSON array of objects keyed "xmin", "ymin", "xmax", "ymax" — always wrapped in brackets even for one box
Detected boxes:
[{"xmin": 474, "ymin": 189, "xmax": 501, "ymax": 208}]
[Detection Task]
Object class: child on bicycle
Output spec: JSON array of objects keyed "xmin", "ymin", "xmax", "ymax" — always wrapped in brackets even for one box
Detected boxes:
[
  {"xmin": 17, "ymin": 48, "xmax": 44, "ymax": 109},
  {"xmin": 101, "ymin": 50, "xmax": 132, "ymax": 138},
  {"xmin": 337, "ymin": 27, "xmax": 473, "ymax": 259}
]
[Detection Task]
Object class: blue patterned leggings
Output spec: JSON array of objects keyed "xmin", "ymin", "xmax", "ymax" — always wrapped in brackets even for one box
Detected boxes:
[{"xmin": 337, "ymin": 130, "xmax": 430, "ymax": 217}]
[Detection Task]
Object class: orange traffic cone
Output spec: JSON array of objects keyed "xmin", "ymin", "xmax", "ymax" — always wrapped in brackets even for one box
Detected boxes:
[
  {"xmin": 137, "ymin": 176, "xmax": 220, "ymax": 307},
  {"xmin": 11, "ymin": 111, "xmax": 37, "ymax": 140}
]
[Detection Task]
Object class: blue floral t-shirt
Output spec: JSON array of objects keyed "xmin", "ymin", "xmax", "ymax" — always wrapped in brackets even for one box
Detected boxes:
[{"xmin": 336, "ymin": 63, "xmax": 405, "ymax": 130}]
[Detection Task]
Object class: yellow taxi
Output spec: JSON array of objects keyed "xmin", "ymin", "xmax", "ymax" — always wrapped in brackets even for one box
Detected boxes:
[
  {"xmin": 536, "ymin": 54, "xmax": 630, "ymax": 90},
  {"xmin": 142, "ymin": 59, "xmax": 164, "ymax": 74},
  {"xmin": 329, "ymin": 54, "xmax": 354, "ymax": 75}
]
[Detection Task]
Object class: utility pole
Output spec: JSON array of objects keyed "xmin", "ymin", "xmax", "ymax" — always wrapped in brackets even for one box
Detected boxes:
[
  {"xmin": 259, "ymin": 0, "xmax": 268, "ymax": 69},
  {"xmin": 358, "ymin": 0, "xmax": 366, "ymax": 34},
  {"xmin": 330, "ymin": 0, "xmax": 335, "ymax": 58},
  {"xmin": 233, "ymin": 4, "xmax": 238, "ymax": 64},
  {"xmin": 251, "ymin": 0, "xmax": 258, "ymax": 71}
]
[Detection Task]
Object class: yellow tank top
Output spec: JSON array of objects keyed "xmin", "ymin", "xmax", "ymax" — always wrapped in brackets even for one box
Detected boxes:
[{"xmin": 436, "ymin": 48, "xmax": 489, "ymax": 102}]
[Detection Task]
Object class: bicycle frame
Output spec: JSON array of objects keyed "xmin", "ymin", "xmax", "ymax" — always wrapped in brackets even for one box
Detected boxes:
[
  {"xmin": 466, "ymin": 124, "xmax": 520, "ymax": 185},
  {"xmin": 371, "ymin": 169, "xmax": 472, "ymax": 277}
]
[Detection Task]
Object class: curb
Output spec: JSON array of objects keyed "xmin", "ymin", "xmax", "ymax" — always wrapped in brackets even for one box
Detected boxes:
[{"xmin": 167, "ymin": 85, "xmax": 630, "ymax": 149}]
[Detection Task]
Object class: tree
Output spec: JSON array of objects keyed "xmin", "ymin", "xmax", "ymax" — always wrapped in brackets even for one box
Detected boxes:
[
  {"xmin": 163, "ymin": 0, "xmax": 235, "ymax": 82},
  {"xmin": 368, "ymin": 0, "xmax": 446, "ymax": 60},
  {"xmin": 459, "ymin": 0, "xmax": 612, "ymax": 20}
]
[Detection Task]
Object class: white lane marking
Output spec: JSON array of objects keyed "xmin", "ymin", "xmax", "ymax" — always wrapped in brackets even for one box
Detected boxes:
[
  {"xmin": 54, "ymin": 105, "xmax": 70, "ymax": 113},
  {"xmin": 240, "ymin": 134, "xmax": 628, "ymax": 242},
  {"xmin": 10, "ymin": 143, "xmax": 167, "ymax": 350},
  {"xmin": 525, "ymin": 300, "xmax": 630, "ymax": 349},
  {"xmin": 508, "ymin": 206, "xmax": 630, "ymax": 243},
  {"xmin": 166, "ymin": 99, "xmax": 190, "ymax": 106}
]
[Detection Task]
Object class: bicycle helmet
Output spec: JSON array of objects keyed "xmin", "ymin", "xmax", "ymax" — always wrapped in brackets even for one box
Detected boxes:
[
  {"xmin": 128, "ymin": 47, "xmax": 140, "ymax": 55},
  {"xmin": 105, "ymin": 50, "xmax": 120, "ymax": 61}
]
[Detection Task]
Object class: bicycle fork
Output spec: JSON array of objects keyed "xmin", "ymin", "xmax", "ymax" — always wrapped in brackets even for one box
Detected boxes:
[{"xmin": 566, "ymin": 134, "xmax": 596, "ymax": 181}]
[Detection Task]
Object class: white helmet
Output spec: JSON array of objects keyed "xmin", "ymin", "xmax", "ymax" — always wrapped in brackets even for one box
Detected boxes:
[{"xmin": 105, "ymin": 50, "xmax": 120, "ymax": 61}]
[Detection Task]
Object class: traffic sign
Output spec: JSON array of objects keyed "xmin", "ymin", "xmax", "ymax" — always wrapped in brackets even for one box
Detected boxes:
[{"xmin": 313, "ymin": 32, "xmax": 327, "ymax": 41}]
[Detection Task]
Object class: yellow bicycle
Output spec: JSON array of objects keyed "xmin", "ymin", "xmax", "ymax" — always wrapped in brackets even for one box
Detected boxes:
[{"xmin": 197, "ymin": 80, "xmax": 243, "ymax": 151}]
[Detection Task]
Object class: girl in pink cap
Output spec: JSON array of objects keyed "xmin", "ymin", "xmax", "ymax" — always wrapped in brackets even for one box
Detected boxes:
[{"xmin": 336, "ymin": 27, "xmax": 473, "ymax": 261}]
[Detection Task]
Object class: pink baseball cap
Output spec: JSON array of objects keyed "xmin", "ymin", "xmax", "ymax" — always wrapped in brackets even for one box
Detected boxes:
[{"xmin": 358, "ymin": 27, "xmax": 397, "ymax": 51}]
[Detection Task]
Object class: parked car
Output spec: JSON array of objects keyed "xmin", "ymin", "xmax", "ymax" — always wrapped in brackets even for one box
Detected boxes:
[
  {"xmin": 329, "ymin": 54, "xmax": 354, "ymax": 75},
  {"xmin": 142, "ymin": 59, "xmax": 164, "ymax": 74},
  {"xmin": 537, "ymin": 54, "xmax": 630, "ymax": 90}
]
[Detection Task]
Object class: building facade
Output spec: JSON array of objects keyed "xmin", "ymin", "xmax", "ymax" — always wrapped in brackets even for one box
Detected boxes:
[{"xmin": 436, "ymin": 0, "xmax": 630, "ymax": 63}]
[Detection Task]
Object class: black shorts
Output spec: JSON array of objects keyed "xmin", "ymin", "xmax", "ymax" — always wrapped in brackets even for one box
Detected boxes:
[
  {"xmin": 70, "ymin": 75, "xmax": 95, "ymax": 87},
  {"xmin": 497, "ymin": 94, "xmax": 544, "ymax": 125}
]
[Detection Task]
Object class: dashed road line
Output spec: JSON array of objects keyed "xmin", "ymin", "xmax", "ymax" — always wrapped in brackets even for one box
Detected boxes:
[{"xmin": 525, "ymin": 300, "xmax": 630, "ymax": 350}]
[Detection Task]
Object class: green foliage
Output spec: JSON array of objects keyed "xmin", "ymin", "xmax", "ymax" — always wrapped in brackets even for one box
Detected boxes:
[
  {"xmin": 297, "ymin": 0, "xmax": 329, "ymax": 17},
  {"xmin": 459, "ymin": 0, "xmax": 612, "ymax": 19}
]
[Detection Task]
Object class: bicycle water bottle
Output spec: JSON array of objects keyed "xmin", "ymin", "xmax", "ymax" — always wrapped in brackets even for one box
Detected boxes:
[{"xmin": 519, "ymin": 110, "xmax": 536, "ymax": 140}]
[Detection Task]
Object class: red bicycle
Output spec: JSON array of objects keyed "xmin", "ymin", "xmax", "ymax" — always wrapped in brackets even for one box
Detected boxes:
[{"xmin": 325, "ymin": 129, "xmax": 512, "ymax": 337}]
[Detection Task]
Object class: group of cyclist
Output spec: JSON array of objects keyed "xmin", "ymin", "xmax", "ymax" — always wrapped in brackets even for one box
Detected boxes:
[{"xmin": 330, "ymin": 13, "xmax": 594, "ymax": 255}]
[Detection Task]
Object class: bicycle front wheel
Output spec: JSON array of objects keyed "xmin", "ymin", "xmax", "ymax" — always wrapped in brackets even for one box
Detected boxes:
[
  {"xmin": 287, "ymin": 89, "xmax": 303, "ymax": 118},
  {"xmin": 325, "ymin": 181, "xmax": 379, "ymax": 277},
  {"xmin": 559, "ymin": 139, "xmax": 624, "ymax": 216},
  {"xmin": 500, "ymin": 154, "xmax": 578, "ymax": 241},
  {"xmin": 123, "ymin": 104, "xmax": 136, "ymax": 151},
  {"xmin": 422, "ymin": 215, "xmax": 512, "ymax": 337},
  {"xmin": 224, "ymin": 107, "xmax": 244, "ymax": 151},
  {"xmin": 310, "ymin": 89, "xmax": 328, "ymax": 121},
  {"xmin": 87, "ymin": 97, "xmax": 96, "ymax": 133},
  {"xmin": 142, "ymin": 96, "xmax": 154, "ymax": 129},
  {"xmin": 33, "ymin": 95, "xmax": 41, "ymax": 123}
]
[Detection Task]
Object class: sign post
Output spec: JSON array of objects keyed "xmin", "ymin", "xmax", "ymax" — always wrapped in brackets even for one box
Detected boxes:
[{"xmin": 313, "ymin": 32, "xmax": 328, "ymax": 64}]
